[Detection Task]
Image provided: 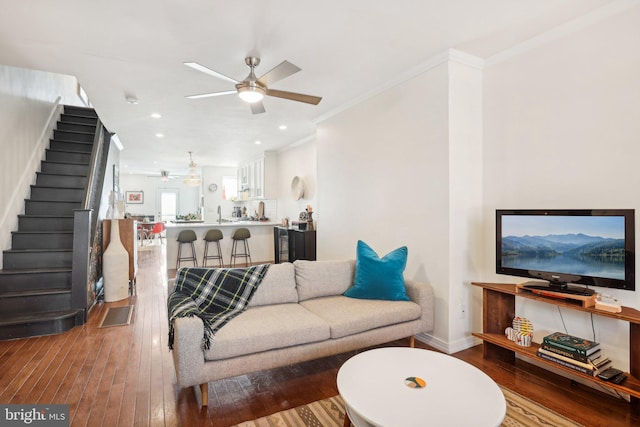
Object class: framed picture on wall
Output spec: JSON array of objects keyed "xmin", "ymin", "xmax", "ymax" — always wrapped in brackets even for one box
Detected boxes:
[{"xmin": 125, "ymin": 191, "xmax": 144, "ymax": 204}]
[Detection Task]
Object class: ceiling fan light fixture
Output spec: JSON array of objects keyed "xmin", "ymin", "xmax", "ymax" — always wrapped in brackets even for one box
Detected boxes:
[
  {"xmin": 237, "ymin": 84, "xmax": 265, "ymax": 103},
  {"xmin": 185, "ymin": 56, "xmax": 321, "ymax": 114}
]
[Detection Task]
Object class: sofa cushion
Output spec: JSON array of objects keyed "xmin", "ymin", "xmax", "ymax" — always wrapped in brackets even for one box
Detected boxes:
[
  {"xmin": 344, "ymin": 240, "xmax": 410, "ymax": 301},
  {"xmin": 294, "ymin": 260, "xmax": 355, "ymax": 301},
  {"xmin": 249, "ymin": 262, "xmax": 298, "ymax": 307},
  {"xmin": 204, "ymin": 303, "xmax": 330, "ymax": 361},
  {"xmin": 300, "ymin": 295, "xmax": 421, "ymax": 339}
]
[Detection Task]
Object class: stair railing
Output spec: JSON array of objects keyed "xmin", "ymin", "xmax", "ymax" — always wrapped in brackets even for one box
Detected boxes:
[{"xmin": 71, "ymin": 119, "xmax": 110, "ymax": 321}]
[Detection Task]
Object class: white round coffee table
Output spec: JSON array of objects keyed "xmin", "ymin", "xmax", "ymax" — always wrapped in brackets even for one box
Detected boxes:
[{"xmin": 337, "ymin": 347, "xmax": 506, "ymax": 427}]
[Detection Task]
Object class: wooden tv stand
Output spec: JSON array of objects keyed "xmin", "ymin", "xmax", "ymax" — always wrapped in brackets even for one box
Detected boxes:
[{"xmin": 471, "ymin": 282, "xmax": 640, "ymax": 412}]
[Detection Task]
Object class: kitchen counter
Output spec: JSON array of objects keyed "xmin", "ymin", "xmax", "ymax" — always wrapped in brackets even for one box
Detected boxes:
[
  {"xmin": 166, "ymin": 220, "xmax": 279, "ymax": 228},
  {"xmin": 165, "ymin": 221, "xmax": 280, "ymax": 270}
]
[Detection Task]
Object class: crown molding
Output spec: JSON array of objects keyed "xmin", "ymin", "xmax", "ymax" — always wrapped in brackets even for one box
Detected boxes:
[
  {"xmin": 314, "ymin": 49, "xmax": 484, "ymax": 125},
  {"xmin": 278, "ymin": 132, "xmax": 317, "ymax": 152},
  {"xmin": 486, "ymin": 0, "xmax": 639, "ymax": 67}
]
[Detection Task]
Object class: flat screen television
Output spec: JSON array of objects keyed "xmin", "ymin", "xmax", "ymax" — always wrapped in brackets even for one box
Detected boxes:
[{"xmin": 496, "ymin": 209, "xmax": 635, "ymax": 295}]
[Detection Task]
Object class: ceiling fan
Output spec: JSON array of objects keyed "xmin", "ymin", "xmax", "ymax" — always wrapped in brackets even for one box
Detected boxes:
[
  {"xmin": 184, "ymin": 56, "xmax": 322, "ymax": 114},
  {"xmin": 147, "ymin": 170, "xmax": 179, "ymax": 181}
]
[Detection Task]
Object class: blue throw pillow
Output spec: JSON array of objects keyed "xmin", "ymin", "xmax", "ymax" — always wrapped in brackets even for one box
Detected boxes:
[{"xmin": 344, "ymin": 240, "xmax": 410, "ymax": 301}]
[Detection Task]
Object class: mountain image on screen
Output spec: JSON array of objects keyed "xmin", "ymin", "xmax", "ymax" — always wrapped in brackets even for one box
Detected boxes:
[{"xmin": 502, "ymin": 233, "xmax": 625, "ymax": 280}]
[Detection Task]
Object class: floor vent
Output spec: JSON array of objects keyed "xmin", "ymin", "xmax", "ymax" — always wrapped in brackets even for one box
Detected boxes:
[{"xmin": 99, "ymin": 305, "xmax": 134, "ymax": 328}]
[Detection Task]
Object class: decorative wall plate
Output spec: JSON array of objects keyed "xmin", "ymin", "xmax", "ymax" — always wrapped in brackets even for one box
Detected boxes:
[{"xmin": 291, "ymin": 176, "xmax": 305, "ymax": 200}]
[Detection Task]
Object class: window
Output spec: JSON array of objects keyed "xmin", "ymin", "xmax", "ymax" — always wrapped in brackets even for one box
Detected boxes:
[
  {"xmin": 159, "ymin": 190, "xmax": 178, "ymax": 221},
  {"xmin": 222, "ymin": 175, "xmax": 238, "ymax": 200}
]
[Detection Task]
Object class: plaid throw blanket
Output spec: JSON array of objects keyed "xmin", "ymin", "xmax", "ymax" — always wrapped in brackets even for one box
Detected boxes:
[{"xmin": 168, "ymin": 264, "xmax": 270, "ymax": 350}]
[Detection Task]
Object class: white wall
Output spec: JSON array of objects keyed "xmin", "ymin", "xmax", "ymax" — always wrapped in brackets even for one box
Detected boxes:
[
  {"xmin": 119, "ymin": 174, "xmax": 201, "ymax": 219},
  {"xmin": 483, "ymin": 6, "xmax": 640, "ymax": 370},
  {"xmin": 447, "ymin": 59, "xmax": 484, "ymax": 351},
  {"xmin": 276, "ymin": 140, "xmax": 318, "ymax": 224},
  {"xmin": 203, "ymin": 165, "xmax": 238, "ymax": 221},
  {"xmin": 317, "ymin": 53, "xmax": 477, "ymax": 351},
  {"xmin": 0, "ymin": 65, "xmax": 83, "ymax": 268}
]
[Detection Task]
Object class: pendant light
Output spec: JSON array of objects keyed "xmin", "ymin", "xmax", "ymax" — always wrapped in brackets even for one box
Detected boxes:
[{"xmin": 183, "ymin": 152, "xmax": 202, "ymax": 187}]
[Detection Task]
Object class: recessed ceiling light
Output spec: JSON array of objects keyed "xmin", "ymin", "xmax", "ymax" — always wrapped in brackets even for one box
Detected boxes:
[
  {"xmin": 156, "ymin": 133, "xmax": 164, "ymax": 138},
  {"xmin": 125, "ymin": 95, "xmax": 138, "ymax": 105},
  {"xmin": 278, "ymin": 125, "xmax": 287, "ymax": 130},
  {"xmin": 151, "ymin": 113, "xmax": 162, "ymax": 119},
  {"xmin": 255, "ymin": 140, "xmax": 262, "ymax": 145}
]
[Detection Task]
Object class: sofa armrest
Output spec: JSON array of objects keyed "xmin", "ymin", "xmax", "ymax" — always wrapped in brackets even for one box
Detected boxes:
[
  {"xmin": 171, "ymin": 316, "xmax": 207, "ymax": 388},
  {"xmin": 404, "ymin": 279, "xmax": 434, "ymax": 333}
]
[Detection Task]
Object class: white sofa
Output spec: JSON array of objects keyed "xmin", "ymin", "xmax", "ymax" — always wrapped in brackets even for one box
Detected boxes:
[{"xmin": 170, "ymin": 260, "xmax": 435, "ymax": 405}]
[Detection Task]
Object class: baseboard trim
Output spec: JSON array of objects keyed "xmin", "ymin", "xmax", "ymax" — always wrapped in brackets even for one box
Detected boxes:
[{"xmin": 416, "ymin": 333, "xmax": 482, "ymax": 355}]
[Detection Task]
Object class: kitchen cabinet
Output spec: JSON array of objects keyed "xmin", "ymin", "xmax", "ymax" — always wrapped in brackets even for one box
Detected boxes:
[
  {"xmin": 238, "ymin": 151, "xmax": 277, "ymax": 200},
  {"xmin": 239, "ymin": 164, "xmax": 249, "ymax": 190}
]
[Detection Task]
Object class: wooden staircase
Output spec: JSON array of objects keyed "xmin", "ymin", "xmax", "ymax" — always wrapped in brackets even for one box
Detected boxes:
[{"xmin": 0, "ymin": 105, "xmax": 98, "ymax": 339}]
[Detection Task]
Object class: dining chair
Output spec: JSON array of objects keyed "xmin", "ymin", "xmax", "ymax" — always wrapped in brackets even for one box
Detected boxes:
[{"xmin": 148, "ymin": 222, "xmax": 166, "ymax": 244}]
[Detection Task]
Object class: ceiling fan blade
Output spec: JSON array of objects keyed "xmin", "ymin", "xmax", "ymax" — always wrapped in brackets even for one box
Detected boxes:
[
  {"xmin": 265, "ymin": 89, "xmax": 322, "ymax": 105},
  {"xmin": 186, "ymin": 90, "xmax": 237, "ymax": 99},
  {"xmin": 250, "ymin": 101, "xmax": 266, "ymax": 115},
  {"xmin": 184, "ymin": 62, "xmax": 239, "ymax": 84},
  {"xmin": 257, "ymin": 61, "xmax": 301, "ymax": 87}
]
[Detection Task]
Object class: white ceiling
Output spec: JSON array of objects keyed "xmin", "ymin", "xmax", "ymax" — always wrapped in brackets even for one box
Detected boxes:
[{"xmin": 0, "ymin": 0, "xmax": 619, "ymax": 176}]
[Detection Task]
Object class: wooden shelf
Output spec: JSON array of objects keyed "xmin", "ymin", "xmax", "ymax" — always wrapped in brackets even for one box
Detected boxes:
[
  {"xmin": 473, "ymin": 282, "xmax": 640, "ymax": 324},
  {"xmin": 472, "ymin": 332, "xmax": 640, "ymax": 399},
  {"xmin": 472, "ymin": 282, "xmax": 640, "ymax": 412}
]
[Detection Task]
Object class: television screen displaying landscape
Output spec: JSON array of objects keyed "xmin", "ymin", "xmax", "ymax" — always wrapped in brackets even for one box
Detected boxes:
[{"xmin": 501, "ymin": 215, "xmax": 626, "ymax": 280}]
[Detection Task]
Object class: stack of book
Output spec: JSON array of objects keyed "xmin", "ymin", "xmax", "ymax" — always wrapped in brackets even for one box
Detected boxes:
[{"xmin": 537, "ymin": 332, "xmax": 611, "ymax": 376}]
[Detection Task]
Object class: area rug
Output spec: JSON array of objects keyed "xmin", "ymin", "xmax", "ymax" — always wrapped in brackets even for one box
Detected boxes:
[
  {"xmin": 98, "ymin": 305, "xmax": 134, "ymax": 328},
  {"xmin": 232, "ymin": 387, "xmax": 583, "ymax": 427}
]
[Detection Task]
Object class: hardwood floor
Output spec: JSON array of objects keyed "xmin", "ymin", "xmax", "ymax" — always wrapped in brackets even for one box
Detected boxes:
[{"xmin": 0, "ymin": 243, "xmax": 638, "ymax": 426}]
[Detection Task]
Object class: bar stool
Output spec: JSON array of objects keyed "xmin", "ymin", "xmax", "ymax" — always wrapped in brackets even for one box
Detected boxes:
[
  {"xmin": 176, "ymin": 229, "xmax": 198, "ymax": 269},
  {"xmin": 230, "ymin": 228, "xmax": 252, "ymax": 267},
  {"xmin": 202, "ymin": 229, "xmax": 224, "ymax": 267}
]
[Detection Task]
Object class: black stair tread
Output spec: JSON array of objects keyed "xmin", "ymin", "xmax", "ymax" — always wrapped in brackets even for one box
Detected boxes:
[
  {"xmin": 45, "ymin": 150, "xmax": 92, "ymax": 157},
  {"xmin": 18, "ymin": 214, "xmax": 74, "ymax": 218},
  {"xmin": 30, "ymin": 184, "xmax": 85, "ymax": 190},
  {"xmin": 56, "ymin": 126, "xmax": 96, "ymax": 133},
  {"xmin": 0, "ymin": 267, "xmax": 72, "ymax": 275},
  {"xmin": 61, "ymin": 112, "xmax": 97, "ymax": 117},
  {"xmin": 47, "ymin": 146, "xmax": 93, "ymax": 153},
  {"xmin": 49, "ymin": 140, "xmax": 93, "ymax": 148},
  {"xmin": 3, "ymin": 248, "xmax": 72, "ymax": 254},
  {"xmin": 0, "ymin": 288, "xmax": 71, "ymax": 298},
  {"xmin": 57, "ymin": 121, "xmax": 96, "ymax": 128},
  {"xmin": 47, "ymin": 144, "xmax": 92, "ymax": 148},
  {"xmin": 0, "ymin": 310, "xmax": 80, "ymax": 327},
  {"xmin": 59, "ymin": 116, "xmax": 97, "ymax": 124},
  {"xmin": 24, "ymin": 202, "xmax": 82, "ymax": 207},
  {"xmin": 53, "ymin": 129, "xmax": 96, "ymax": 136},
  {"xmin": 42, "ymin": 159, "xmax": 91, "ymax": 166},
  {"xmin": 36, "ymin": 172, "xmax": 88, "ymax": 178},
  {"xmin": 63, "ymin": 106, "xmax": 97, "ymax": 113},
  {"xmin": 50, "ymin": 137, "xmax": 94, "ymax": 143},
  {"xmin": 24, "ymin": 198, "xmax": 82, "ymax": 203},
  {"xmin": 11, "ymin": 231, "xmax": 73, "ymax": 235}
]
